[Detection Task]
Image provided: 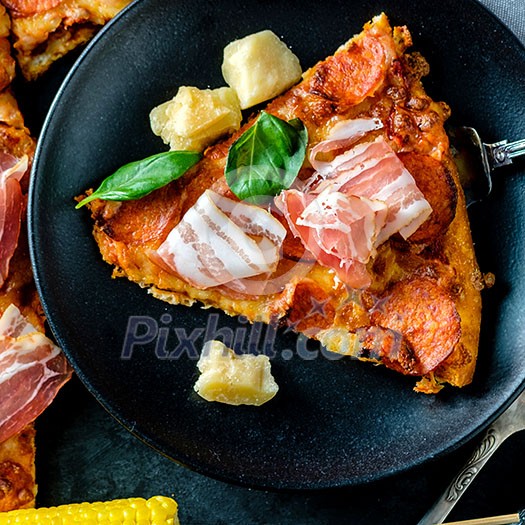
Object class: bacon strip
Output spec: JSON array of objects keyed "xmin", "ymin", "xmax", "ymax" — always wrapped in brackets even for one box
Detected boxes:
[
  {"xmin": 308, "ymin": 118, "xmax": 383, "ymax": 169},
  {"xmin": 310, "ymin": 135, "xmax": 432, "ymax": 243},
  {"xmin": 156, "ymin": 190, "xmax": 287, "ymax": 289},
  {"xmin": 277, "ymin": 118, "xmax": 432, "ymax": 287},
  {"xmin": 0, "ymin": 154, "xmax": 28, "ymax": 288},
  {"xmin": 0, "ymin": 305, "xmax": 72, "ymax": 444}
]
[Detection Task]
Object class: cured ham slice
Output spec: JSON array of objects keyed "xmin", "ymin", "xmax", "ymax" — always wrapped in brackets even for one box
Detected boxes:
[
  {"xmin": 275, "ymin": 189, "xmax": 385, "ymax": 288},
  {"xmin": 277, "ymin": 118, "xmax": 432, "ymax": 287},
  {"xmin": 298, "ymin": 189, "xmax": 388, "ymax": 264},
  {"xmin": 0, "ymin": 154, "xmax": 28, "ymax": 288},
  {"xmin": 0, "ymin": 304, "xmax": 72, "ymax": 444},
  {"xmin": 156, "ymin": 190, "xmax": 287, "ymax": 289}
]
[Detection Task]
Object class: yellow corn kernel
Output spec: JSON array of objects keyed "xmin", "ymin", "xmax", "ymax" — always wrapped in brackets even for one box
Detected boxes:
[{"xmin": 0, "ymin": 496, "xmax": 178, "ymax": 524}]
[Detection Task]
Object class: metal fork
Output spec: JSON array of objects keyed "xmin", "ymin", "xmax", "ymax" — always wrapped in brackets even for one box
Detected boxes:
[
  {"xmin": 449, "ymin": 127, "xmax": 525, "ymax": 206},
  {"xmin": 417, "ymin": 388, "xmax": 525, "ymax": 525}
]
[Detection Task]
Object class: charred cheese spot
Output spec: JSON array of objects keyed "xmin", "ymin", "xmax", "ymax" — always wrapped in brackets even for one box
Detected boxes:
[
  {"xmin": 0, "ymin": 461, "xmax": 34, "ymax": 509},
  {"xmin": 356, "ymin": 325, "xmax": 419, "ymax": 375}
]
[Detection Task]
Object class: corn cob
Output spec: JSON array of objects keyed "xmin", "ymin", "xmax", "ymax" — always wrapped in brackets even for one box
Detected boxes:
[{"xmin": 0, "ymin": 495, "xmax": 179, "ymax": 524}]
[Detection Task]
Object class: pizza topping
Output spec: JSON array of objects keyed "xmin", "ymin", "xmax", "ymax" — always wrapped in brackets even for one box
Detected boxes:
[
  {"xmin": 225, "ymin": 111, "xmax": 307, "ymax": 202},
  {"xmin": 306, "ymin": 29, "xmax": 391, "ymax": 107},
  {"xmin": 368, "ymin": 277, "xmax": 461, "ymax": 375},
  {"xmin": 275, "ymin": 188, "xmax": 386, "ymax": 288},
  {"xmin": 308, "ymin": 117, "xmax": 383, "ymax": 169},
  {"xmin": 396, "ymin": 151, "xmax": 457, "ymax": 243},
  {"xmin": 0, "ymin": 154, "xmax": 28, "ymax": 288},
  {"xmin": 155, "ymin": 190, "xmax": 287, "ymax": 288},
  {"xmin": 0, "ymin": 304, "xmax": 72, "ymax": 444},
  {"xmin": 76, "ymin": 151, "xmax": 202, "ymax": 208},
  {"xmin": 276, "ymin": 118, "xmax": 432, "ymax": 287},
  {"xmin": 308, "ymin": 124, "xmax": 432, "ymax": 243}
]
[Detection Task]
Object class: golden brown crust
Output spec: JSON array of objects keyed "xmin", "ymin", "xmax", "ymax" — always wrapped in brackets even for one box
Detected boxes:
[
  {"xmin": 3, "ymin": 0, "xmax": 133, "ymax": 80},
  {"xmin": 0, "ymin": 426, "xmax": 36, "ymax": 511},
  {"xmin": 0, "ymin": 6, "xmax": 15, "ymax": 91},
  {"xmin": 85, "ymin": 13, "xmax": 483, "ymax": 392}
]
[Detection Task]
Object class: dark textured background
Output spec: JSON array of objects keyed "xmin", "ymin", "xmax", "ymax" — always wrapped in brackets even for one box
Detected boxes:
[{"xmin": 26, "ymin": 0, "xmax": 525, "ymax": 523}]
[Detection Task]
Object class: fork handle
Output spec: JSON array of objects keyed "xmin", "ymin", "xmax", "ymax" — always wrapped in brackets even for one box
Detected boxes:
[
  {"xmin": 417, "ymin": 425, "xmax": 511, "ymax": 525},
  {"xmin": 488, "ymin": 138, "xmax": 525, "ymax": 168}
]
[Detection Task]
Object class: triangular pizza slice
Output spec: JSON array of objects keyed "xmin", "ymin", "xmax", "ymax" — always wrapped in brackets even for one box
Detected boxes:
[{"xmin": 84, "ymin": 14, "xmax": 484, "ymax": 393}]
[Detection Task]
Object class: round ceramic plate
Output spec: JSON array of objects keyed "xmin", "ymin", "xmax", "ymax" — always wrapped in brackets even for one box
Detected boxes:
[{"xmin": 29, "ymin": 0, "xmax": 525, "ymax": 489}]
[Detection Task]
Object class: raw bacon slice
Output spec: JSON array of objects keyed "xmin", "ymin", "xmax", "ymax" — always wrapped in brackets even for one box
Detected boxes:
[
  {"xmin": 298, "ymin": 189, "xmax": 388, "ymax": 263},
  {"xmin": 156, "ymin": 190, "xmax": 287, "ymax": 289},
  {"xmin": 310, "ymin": 135, "xmax": 432, "ymax": 244},
  {"xmin": 0, "ymin": 304, "xmax": 72, "ymax": 444},
  {"xmin": 308, "ymin": 118, "xmax": 383, "ymax": 172},
  {"xmin": 277, "ymin": 118, "xmax": 432, "ymax": 287},
  {"xmin": 0, "ymin": 154, "xmax": 29, "ymax": 288}
]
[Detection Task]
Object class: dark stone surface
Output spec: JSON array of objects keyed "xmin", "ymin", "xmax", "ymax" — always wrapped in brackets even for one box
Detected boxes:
[{"xmin": 35, "ymin": 376, "xmax": 525, "ymax": 524}]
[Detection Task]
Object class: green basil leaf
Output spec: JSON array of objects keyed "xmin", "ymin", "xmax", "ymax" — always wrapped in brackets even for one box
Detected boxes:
[
  {"xmin": 225, "ymin": 111, "xmax": 307, "ymax": 202},
  {"xmin": 76, "ymin": 150, "xmax": 201, "ymax": 208}
]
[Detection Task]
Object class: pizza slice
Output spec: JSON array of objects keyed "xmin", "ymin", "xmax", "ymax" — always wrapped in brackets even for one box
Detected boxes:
[
  {"xmin": 0, "ymin": 5, "xmax": 73, "ymax": 510},
  {"xmin": 82, "ymin": 14, "xmax": 484, "ymax": 393},
  {"xmin": 1, "ymin": 0, "xmax": 133, "ymax": 80}
]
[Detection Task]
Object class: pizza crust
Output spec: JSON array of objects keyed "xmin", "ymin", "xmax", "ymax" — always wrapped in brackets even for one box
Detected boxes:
[{"xmin": 3, "ymin": 0, "xmax": 132, "ymax": 80}]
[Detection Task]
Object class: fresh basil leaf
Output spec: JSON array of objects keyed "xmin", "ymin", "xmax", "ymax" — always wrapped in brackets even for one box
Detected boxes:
[
  {"xmin": 75, "ymin": 150, "xmax": 201, "ymax": 208},
  {"xmin": 225, "ymin": 111, "xmax": 307, "ymax": 202}
]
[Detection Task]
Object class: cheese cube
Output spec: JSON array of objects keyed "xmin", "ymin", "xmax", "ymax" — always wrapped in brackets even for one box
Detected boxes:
[
  {"xmin": 222, "ymin": 30, "xmax": 302, "ymax": 109},
  {"xmin": 194, "ymin": 340, "xmax": 279, "ymax": 406},
  {"xmin": 149, "ymin": 86, "xmax": 242, "ymax": 151}
]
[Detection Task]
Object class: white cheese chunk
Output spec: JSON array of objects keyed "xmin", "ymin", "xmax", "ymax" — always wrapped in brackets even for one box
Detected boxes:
[
  {"xmin": 221, "ymin": 30, "xmax": 302, "ymax": 109},
  {"xmin": 194, "ymin": 340, "xmax": 279, "ymax": 406},
  {"xmin": 149, "ymin": 86, "xmax": 242, "ymax": 151}
]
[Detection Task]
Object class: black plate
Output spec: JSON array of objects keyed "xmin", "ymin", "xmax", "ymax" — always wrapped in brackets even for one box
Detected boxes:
[{"xmin": 28, "ymin": 0, "xmax": 525, "ymax": 490}]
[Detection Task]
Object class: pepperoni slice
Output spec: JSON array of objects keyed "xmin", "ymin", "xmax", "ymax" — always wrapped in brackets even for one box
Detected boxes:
[
  {"xmin": 306, "ymin": 35, "xmax": 388, "ymax": 107},
  {"xmin": 368, "ymin": 277, "xmax": 461, "ymax": 375},
  {"xmin": 398, "ymin": 152, "xmax": 457, "ymax": 243}
]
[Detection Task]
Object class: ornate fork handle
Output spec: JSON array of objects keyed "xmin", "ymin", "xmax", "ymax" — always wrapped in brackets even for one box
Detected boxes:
[
  {"xmin": 417, "ymin": 422, "xmax": 515, "ymax": 525},
  {"xmin": 488, "ymin": 138, "xmax": 525, "ymax": 168}
]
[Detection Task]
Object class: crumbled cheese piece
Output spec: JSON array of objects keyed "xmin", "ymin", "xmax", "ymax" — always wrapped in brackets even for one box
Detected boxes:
[
  {"xmin": 150, "ymin": 86, "xmax": 242, "ymax": 151},
  {"xmin": 222, "ymin": 30, "xmax": 302, "ymax": 109},
  {"xmin": 194, "ymin": 340, "xmax": 279, "ymax": 406}
]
